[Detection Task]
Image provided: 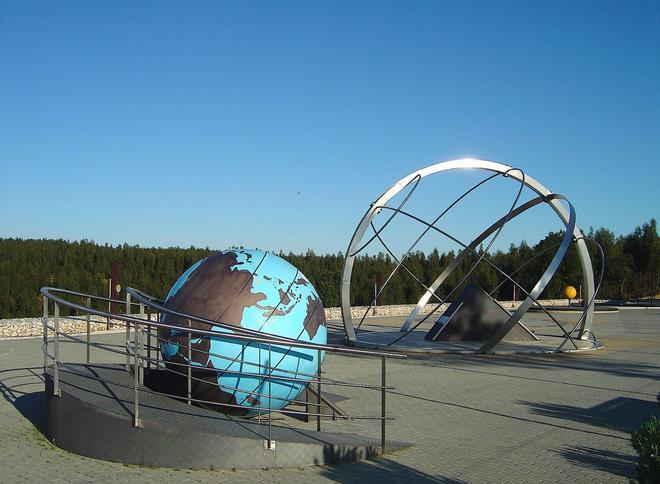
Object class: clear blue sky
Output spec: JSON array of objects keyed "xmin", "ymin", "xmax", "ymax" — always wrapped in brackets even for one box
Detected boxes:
[{"xmin": 1, "ymin": 1, "xmax": 658, "ymax": 254}]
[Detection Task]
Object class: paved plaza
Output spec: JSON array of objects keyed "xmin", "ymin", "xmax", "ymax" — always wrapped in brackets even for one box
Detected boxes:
[{"xmin": 0, "ymin": 308, "xmax": 658, "ymax": 483}]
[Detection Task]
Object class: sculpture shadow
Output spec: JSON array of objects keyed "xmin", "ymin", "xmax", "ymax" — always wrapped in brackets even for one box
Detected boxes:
[
  {"xmin": 408, "ymin": 353, "xmax": 660, "ymax": 397},
  {"xmin": 0, "ymin": 366, "xmax": 46, "ymax": 433},
  {"xmin": 519, "ymin": 396, "xmax": 658, "ymax": 434},
  {"xmin": 317, "ymin": 448, "xmax": 463, "ymax": 483},
  {"xmin": 558, "ymin": 445, "xmax": 637, "ymax": 479}
]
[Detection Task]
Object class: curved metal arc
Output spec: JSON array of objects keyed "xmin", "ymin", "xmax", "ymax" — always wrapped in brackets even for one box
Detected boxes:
[
  {"xmin": 349, "ymin": 174, "xmax": 422, "ymax": 258},
  {"xmin": 399, "ymin": 194, "xmax": 548, "ymax": 332},
  {"xmin": 355, "ymin": 171, "xmax": 501, "ymax": 332},
  {"xmin": 479, "ymin": 194, "xmax": 576, "ymax": 351},
  {"xmin": 354, "ymin": 221, "xmax": 444, "ymax": 333},
  {"xmin": 342, "ymin": 159, "xmax": 524, "ymax": 341},
  {"xmin": 341, "ymin": 158, "xmax": 595, "ymax": 344},
  {"xmin": 377, "ymin": 200, "xmax": 577, "ymax": 347},
  {"xmin": 488, "ymin": 241, "xmax": 561, "ymax": 297},
  {"xmin": 341, "ymin": 160, "xmax": 509, "ymax": 341},
  {"xmin": 555, "ymin": 236, "xmax": 605, "ymax": 352},
  {"xmin": 397, "ymin": 166, "xmax": 527, "ymax": 335}
]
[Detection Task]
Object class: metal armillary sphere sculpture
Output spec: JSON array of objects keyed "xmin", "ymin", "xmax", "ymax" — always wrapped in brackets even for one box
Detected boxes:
[{"xmin": 340, "ymin": 159, "xmax": 604, "ymax": 352}]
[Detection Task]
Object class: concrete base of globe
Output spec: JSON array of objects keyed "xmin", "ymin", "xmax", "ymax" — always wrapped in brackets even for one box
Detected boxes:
[{"xmin": 44, "ymin": 364, "xmax": 408, "ymax": 470}]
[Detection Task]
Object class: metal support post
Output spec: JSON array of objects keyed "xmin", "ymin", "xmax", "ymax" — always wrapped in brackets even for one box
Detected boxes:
[
  {"xmin": 146, "ymin": 306, "xmax": 151, "ymax": 370},
  {"xmin": 133, "ymin": 316, "xmax": 141, "ymax": 427},
  {"xmin": 381, "ymin": 355, "xmax": 386, "ymax": 450},
  {"xmin": 53, "ymin": 303, "xmax": 60, "ymax": 397},
  {"xmin": 257, "ymin": 342, "xmax": 262, "ymax": 422},
  {"xmin": 317, "ymin": 348, "xmax": 322, "ymax": 432},
  {"xmin": 125, "ymin": 292, "xmax": 131, "ymax": 371},
  {"xmin": 187, "ymin": 318, "xmax": 192, "ymax": 405},
  {"xmin": 156, "ymin": 311, "xmax": 160, "ymax": 368},
  {"xmin": 86, "ymin": 296, "xmax": 91, "ymax": 364},
  {"xmin": 107, "ymin": 279, "xmax": 111, "ymax": 330},
  {"xmin": 138, "ymin": 302, "xmax": 145, "ymax": 384},
  {"xmin": 267, "ymin": 343, "xmax": 273, "ymax": 449},
  {"xmin": 138, "ymin": 321, "xmax": 144, "ymax": 385},
  {"xmin": 42, "ymin": 296, "xmax": 48, "ymax": 371}
]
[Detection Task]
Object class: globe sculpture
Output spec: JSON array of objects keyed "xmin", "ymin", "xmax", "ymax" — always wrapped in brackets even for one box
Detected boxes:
[{"xmin": 159, "ymin": 248, "xmax": 327, "ymax": 416}]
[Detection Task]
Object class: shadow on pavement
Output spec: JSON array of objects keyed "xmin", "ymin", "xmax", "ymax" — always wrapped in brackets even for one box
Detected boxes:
[
  {"xmin": 387, "ymin": 388, "xmax": 628, "ymax": 440},
  {"xmin": 520, "ymin": 396, "xmax": 659, "ymax": 434},
  {"xmin": 407, "ymin": 353, "xmax": 660, "ymax": 397},
  {"xmin": 0, "ymin": 366, "xmax": 46, "ymax": 433},
  {"xmin": 558, "ymin": 445, "xmax": 637, "ymax": 478},
  {"xmin": 317, "ymin": 454, "xmax": 464, "ymax": 483}
]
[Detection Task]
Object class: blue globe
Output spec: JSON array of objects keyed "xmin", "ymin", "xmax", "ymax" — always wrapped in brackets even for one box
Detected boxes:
[{"xmin": 159, "ymin": 249, "xmax": 327, "ymax": 416}]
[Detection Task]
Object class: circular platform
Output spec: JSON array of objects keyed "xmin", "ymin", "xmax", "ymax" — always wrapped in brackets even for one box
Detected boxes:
[
  {"xmin": 44, "ymin": 364, "xmax": 409, "ymax": 470},
  {"xmin": 328, "ymin": 317, "xmax": 603, "ymax": 355}
]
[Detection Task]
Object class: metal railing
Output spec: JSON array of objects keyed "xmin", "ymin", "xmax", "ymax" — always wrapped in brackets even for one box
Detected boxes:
[{"xmin": 40, "ymin": 286, "xmax": 406, "ymax": 449}]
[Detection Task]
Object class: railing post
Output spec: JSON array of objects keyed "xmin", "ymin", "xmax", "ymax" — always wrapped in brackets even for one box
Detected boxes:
[
  {"xmin": 145, "ymin": 306, "xmax": 151, "ymax": 370},
  {"xmin": 317, "ymin": 348, "xmax": 322, "ymax": 432},
  {"xmin": 257, "ymin": 343, "xmax": 262, "ymax": 423},
  {"xmin": 53, "ymin": 302, "xmax": 60, "ymax": 397},
  {"xmin": 138, "ymin": 302, "xmax": 145, "ymax": 384},
  {"xmin": 381, "ymin": 355, "xmax": 386, "ymax": 450},
  {"xmin": 153, "ymin": 309, "xmax": 159, "ymax": 368},
  {"xmin": 267, "ymin": 342, "xmax": 273, "ymax": 449},
  {"xmin": 106, "ymin": 279, "xmax": 111, "ymax": 330},
  {"xmin": 125, "ymin": 292, "xmax": 131, "ymax": 371},
  {"xmin": 187, "ymin": 318, "xmax": 192, "ymax": 405},
  {"xmin": 42, "ymin": 296, "xmax": 48, "ymax": 371},
  {"xmin": 133, "ymin": 314, "xmax": 141, "ymax": 427},
  {"xmin": 86, "ymin": 296, "xmax": 91, "ymax": 364}
]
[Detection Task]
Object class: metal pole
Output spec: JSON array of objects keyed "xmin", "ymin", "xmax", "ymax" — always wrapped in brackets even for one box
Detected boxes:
[
  {"xmin": 125, "ymin": 292, "xmax": 131, "ymax": 371},
  {"xmin": 152, "ymin": 308, "xmax": 159, "ymax": 368},
  {"xmin": 53, "ymin": 302, "xmax": 60, "ymax": 397},
  {"xmin": 187, "ymin": 318, "xmax": 192, "ymax": 406},
  {"xmin": 316, "ymin": 348, "xmax": 322, "ymax": 432},
  {"xmin": 107, "ymin": 278, "xmax": 111, "ymax": 329},
  {"xmin": 133, "ymin": 313, "xmax": 141, "ymax": 427},
  {"xmin": 268, "ymin": 342, "xmax": 272, "ymax": 446},
  {"xmin": 257, "ymin": 342, "xmax": 262, "ymax": 423},
  {"xmin": 138, "ymin": 302, "xmax": 145, "ymax": 384},
  {"xmin": 86, "ymin": 296, "xmax": 91, "ymax": 364},
  {"xmin": 146, "ymin": 307, "xmax": 151, "ymax": 370},
  {"xmin": 381, "ymin": 355, "xmax": 386, "ymax": 450},
  {"xmin": 42, "ymin": 296, "xmax": 48, "ymax": 371},
  {"xmin": 138, "ymin": 319, "xmax": 144, "ymax": 385}
]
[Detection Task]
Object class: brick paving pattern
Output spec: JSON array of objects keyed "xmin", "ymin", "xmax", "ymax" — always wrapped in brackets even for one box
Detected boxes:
[{"xmin": 0, "ymin": 308, "xmax": 658, "ymax": 483}]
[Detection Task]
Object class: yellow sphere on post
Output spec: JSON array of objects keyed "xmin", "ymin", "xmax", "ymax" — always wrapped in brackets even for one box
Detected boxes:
[{"xmin": 564, "ymin": 285, "xmax": 577, "ymax": 299}]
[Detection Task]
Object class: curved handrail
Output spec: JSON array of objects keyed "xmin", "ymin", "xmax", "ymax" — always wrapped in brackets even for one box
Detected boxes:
[
  {"xmin": 41, "ymin": 285, "xmax": 401, "ymax": 448},
  {"xmin": 41, "ymin": 286, "xmax": 406, "ymax": 359}
]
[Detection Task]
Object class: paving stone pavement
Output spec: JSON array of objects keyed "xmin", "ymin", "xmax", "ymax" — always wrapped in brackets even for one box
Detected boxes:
[{"xmin": 0, "ymin": 308, "xmax": 658, "ymax": 483}]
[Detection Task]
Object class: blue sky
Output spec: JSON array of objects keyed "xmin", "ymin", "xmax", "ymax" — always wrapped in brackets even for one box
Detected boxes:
[{"xmin": 1, "ymin": 1, "xmax": 658, "ymax": 254}]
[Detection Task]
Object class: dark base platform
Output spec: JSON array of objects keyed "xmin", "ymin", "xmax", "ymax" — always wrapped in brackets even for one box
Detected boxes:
[
  {"xmin": 44, "ymin": 364, "xmax": 408, "ymax": 470},
  {"xmin": 425, "ymin": 285, "xmax": 536, "ymax": 342}
]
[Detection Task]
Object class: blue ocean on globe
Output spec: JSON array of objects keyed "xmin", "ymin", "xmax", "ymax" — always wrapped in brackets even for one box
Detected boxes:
[{"xmin": 160, "ymin": 249, "xmax": 327, "ymax": 416}]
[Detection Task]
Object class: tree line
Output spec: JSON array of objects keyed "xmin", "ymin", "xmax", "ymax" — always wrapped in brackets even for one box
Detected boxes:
[{"xmin": 0, "ymin": 219, "xmax": 657, "ymax": 318}]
